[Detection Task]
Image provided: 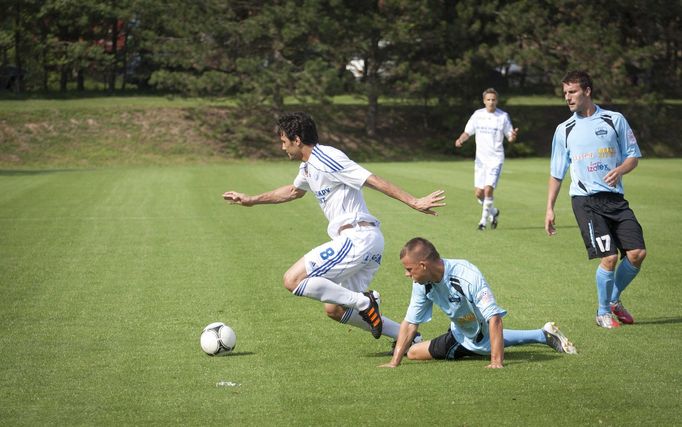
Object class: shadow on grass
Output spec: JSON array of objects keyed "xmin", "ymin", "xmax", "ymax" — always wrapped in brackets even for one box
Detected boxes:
[
  {"xmin": 501, "ymin": 225, "xmax": 579, "ymax": 231},
  {"xmin": 368, "ymin": 348, "xmax": 564, "ymax": 363},
  {"xmin": 631, "ymin": 317, "xmax": 682, "ymax": 325},
  {"xmin": 0, "ymin": 169, "xmax": 82, "ymax": 176},
  {"xmin": 222, "ymin": 351, "xmax": 256, "ymax": 357}
]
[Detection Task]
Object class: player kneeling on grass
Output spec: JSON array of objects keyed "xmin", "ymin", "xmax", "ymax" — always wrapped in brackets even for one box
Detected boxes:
[{"xmin": 379, "ymin": 237, "xmax": 577, "ymax": 369}]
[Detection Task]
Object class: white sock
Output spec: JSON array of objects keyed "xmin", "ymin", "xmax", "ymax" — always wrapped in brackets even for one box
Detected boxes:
[
  {"xmin": 341, "ymin": 309, "xmax": 401, "ymax": 339},
  {"xmin": 481, "ymin": 197, "xmax": 494, "ymax": 225},
  {"xmin": 293, "ymin": 276, "xmax": 368, "ymax": 310}
]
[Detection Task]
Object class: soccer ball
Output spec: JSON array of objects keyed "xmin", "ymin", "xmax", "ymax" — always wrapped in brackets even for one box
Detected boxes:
[{"xmin": 200, "ymin": 322, "xmax": 236, "ymax": 356}]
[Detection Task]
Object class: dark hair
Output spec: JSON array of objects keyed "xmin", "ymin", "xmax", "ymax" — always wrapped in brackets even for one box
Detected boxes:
[
  {"xmin": 400, "ymin": 237, "xmax": 440, "ymax": 262},
  {"xmin": 275, "ymin": 112, "xmax": 319, "ymax": 146},
  {"xmin": 561, "ymin": 70, "xmax": 593, "ymax": 93}
]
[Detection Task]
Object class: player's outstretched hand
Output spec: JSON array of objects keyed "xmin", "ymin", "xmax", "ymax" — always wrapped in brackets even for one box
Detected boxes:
[
  {"xmin": 223, "ymin": 191, "xmax": 254, "ymax": 206},
  {"xmin": 413, "ymin": 190, "xmax": 446, "ymax": 215}
]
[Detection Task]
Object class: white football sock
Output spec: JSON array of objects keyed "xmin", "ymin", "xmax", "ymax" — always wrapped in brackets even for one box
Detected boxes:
[
  {"xmin": 293, "ymin": 276, "xmax": 368, "ymax": 310},
  {"xmin": 481, "ymin": 197, "xmax": 494, "ymax": 225},
  {"xmin": 341, "ymin": 309, "xmax": 401, "ymax": 339}
]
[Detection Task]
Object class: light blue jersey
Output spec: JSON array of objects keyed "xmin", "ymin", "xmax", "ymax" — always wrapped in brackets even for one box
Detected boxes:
[
  {"xmin": 550, "ymin": 105, "xmax": 641, "ymax": 196},
  {"xmin": 404, "ymin": 259, "xmax": 507, "ymax": 354}
]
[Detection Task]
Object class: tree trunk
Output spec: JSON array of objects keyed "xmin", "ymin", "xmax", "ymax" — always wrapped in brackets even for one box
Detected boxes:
[
  {"xmin": 60, "ymin": 69, "xmax": 68, "ymax": 92},
  {"xmin": 121, "ymin": 27, "xmax": 129, "ymax": 91},
  {"xmin": 366, "ymin": 90, "xmax": 378, "ymax": 137},
  {"xmin": 108, "ymin": 18, "xmax": 119, "ymax": 93},
  {"xmin": 13, "ymin": 2, "xmax": 23, "ymax": 93},
  {"xmin": 41, "ymin": 24, "xmax": 49, "ymax": 92},
  {"xmin": 77, "ymin": 69, "xmax": 84, "ymax": 91}
]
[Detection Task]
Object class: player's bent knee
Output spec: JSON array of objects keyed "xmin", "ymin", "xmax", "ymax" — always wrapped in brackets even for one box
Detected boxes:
[
  {"xmin": 600, "ymin": 255, "xmax": 618, "ymax": 270},
  {"xmin": 282, "ymin": 272, "xmax": 299, "ymax": 292},
  {"xmin": 324, "ymin": 304, "xmax": 344, "ymax": 321},
  {"xmin": 406, "ymin": 342, "xmax": 432, "ymax": 360},
  {"xmin": 628, "ymin": 248, "xmax": 647, "ymax": 266}
]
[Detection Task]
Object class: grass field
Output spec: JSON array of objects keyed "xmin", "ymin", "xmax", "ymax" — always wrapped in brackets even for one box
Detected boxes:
[{"xmin": 1, "ymin": 158, "xmax": 681, "ymax": 426}]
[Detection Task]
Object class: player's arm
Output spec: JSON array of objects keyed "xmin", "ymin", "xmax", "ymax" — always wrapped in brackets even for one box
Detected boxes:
[
  {"xmin": 223, "ymin": 184, "xmax": 305, "ymax": 207},
  {"xmin": 545, "ymin": 176, "xmax": 563, "ymax": 236},
  {"xmin": 379, "ymin": 320, "xmax": 419, "ymax": 368},
  {"xmin": 364, "ymin": 174, "xmax": 445, "ymax": 216},
  {"xmin": 507, "ymin": 128, "xmax": 519, "ymax": 143},
  {"xmin": 455, "ymin": 132, "xmax": 470, "ymax": 148},
  {"xmin": 486, "ymin": 314, "xmax": 504, "ymax": 369},
  {"xmin": 603, "ymin": 157, "xmax": 638, "ymax": 188}
]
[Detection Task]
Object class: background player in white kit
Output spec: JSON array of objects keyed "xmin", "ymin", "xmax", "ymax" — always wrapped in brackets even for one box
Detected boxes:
[
  {"xmin": 223, "ymin": 112, "xmax": 446, "ymax": 342},
  {"xmin": 455, "ymin": 88, "xmax": 518, "ymax": 230}
]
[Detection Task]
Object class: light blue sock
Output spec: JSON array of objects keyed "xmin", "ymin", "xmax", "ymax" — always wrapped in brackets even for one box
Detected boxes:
[
  {"xmin": 611, "ymin": 258, "xmax": 640, "ymax": 303},
  {"xmin": 503, "ymin": 329, "xmax": 545, "ymax": 347},
  {"xmin": 595, "ymin": 267, "xmax": 614, "ymax": 315}
]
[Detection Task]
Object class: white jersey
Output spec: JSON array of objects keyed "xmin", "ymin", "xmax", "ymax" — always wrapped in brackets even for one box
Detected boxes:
[
  {"xmin": 293, "ymin": 144, "xmax": 379, "ymax": 239},
  {"xmin": 464, "ymin": 108, "xmax": 514, "ymax": 163}
]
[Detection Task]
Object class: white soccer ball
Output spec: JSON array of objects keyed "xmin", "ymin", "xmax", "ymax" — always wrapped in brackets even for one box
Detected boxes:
[{"xmin": 200, "ymin": 322, "xmax": 237, "ymax": 356}]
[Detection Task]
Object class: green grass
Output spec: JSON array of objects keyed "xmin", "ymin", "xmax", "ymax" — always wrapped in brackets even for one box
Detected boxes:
[
  {"xmin": 0, "ymin": 96, "xmax": 238, "ymax": 113},
  {"xmin": 1, "ymin": 159, "xmax": 681, "ymax": 426}
]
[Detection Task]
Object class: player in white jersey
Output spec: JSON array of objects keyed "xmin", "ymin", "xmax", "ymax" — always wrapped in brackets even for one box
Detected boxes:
[
  {"xmin": 379, "ymin": 238, "xmax": 576, "ymax": 369},
  {"xmin": 546, "ymin": 71, "xmax": 646, "ymax": 329},
  {"xmin": 223, "ymin": 112, "xmax": 446, "ymax": 342},
  {"xmin": 455, "ymin": 88, "xmax": 518, "ymax": 230}
]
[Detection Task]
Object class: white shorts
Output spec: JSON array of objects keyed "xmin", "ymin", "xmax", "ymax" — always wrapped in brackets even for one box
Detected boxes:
[
  {"xmin": 303, "ymin": 225, "xmax": 384, "ymax": 293},
  {"xmin": 474, "ymin": 159, "xmax": 503, "ymax": 189}
]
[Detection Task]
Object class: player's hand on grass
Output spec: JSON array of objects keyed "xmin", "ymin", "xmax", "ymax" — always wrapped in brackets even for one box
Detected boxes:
[
  {"xmin": 486, "ymin": 362, "xmax": 504, "ymax": 369},
  {"xmin": 223, "ymin": 191, "xmax": 254, "ymax": 206},
  {"xmin": 378, "ymin": 362, "xmax": 399, "ymax": 368},
  {"xmin": 413, "ymin": 190, "xmax": 446, "ymax": 215}
]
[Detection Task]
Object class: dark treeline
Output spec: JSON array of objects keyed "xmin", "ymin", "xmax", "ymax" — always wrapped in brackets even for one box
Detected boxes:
[{"xmin": 1, "ymin": 0, "xmax": 680, "ymax": 135}]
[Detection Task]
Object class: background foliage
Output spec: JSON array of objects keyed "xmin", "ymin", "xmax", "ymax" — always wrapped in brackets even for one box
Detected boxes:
[{"xmin": 2, "ymin": 0, "xmax": 680, "ymax": 136}]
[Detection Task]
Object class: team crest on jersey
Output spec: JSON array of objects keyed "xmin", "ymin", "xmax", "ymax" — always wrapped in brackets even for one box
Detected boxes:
[
  {"xmin": 594, "ymin": 126, "xmax": 609, "ymax": 139},
  {"xmin": 627, "ymin": 129, "xmax": 638, "ymax": 146}
]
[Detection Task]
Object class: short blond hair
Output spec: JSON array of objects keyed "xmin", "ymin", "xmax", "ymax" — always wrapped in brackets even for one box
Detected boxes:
[
  {"xmin": 399, "ymin": 237, "xmax": 440, "ymax": 262},
  {"xmin": 482, "ymin": 88, "xmax": 498, "ymax": 98}
]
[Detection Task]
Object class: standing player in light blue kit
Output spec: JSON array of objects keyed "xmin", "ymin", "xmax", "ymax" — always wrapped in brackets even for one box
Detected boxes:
[
  {"xmin": 379, "ymin": 237, "xmax": 576, "ymax": 369},
  {"xmin": 545, "ymin": 70, "xmax": 647, "ymax": 329},
  {"xmin": 223, "ymin": 112, "xmax": 446, "ymax": 342}
]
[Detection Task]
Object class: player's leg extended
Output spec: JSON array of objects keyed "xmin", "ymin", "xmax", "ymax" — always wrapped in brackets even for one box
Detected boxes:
[
  {"xmin": 284, "ymin": 253, "xmax": 369, "ymax": 311},
  {"xmin": 336, "ymin": 227, "xmax": 402, "ymax": 337},
  {"xmin": 474, "ymin": 160, "xmax": 487, "ymax": 229},
  {"xmin": 608, "ymin": 199, "xmax": 646, "ymax": 323},
  {"xmin": 596, "ymin": 255, "xmax": 618, "ymax": 314},
  {"xmin": 572, "ymin": 196, "xmax": 620, "ymax": 328},
  {"xmin": 612, "ymin": 251, "xmax": 645, "ymax": 302},
  {"xmin": 338, "ymin": 304, "xmax": 401, "ymax": 339},
  {"xmin": 502, "ymin": 329, "xmax": 545, "ymax": 346},
  {"xmin": 503, "ymin": 326, "xmax": 577, "ymax": 354}
]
